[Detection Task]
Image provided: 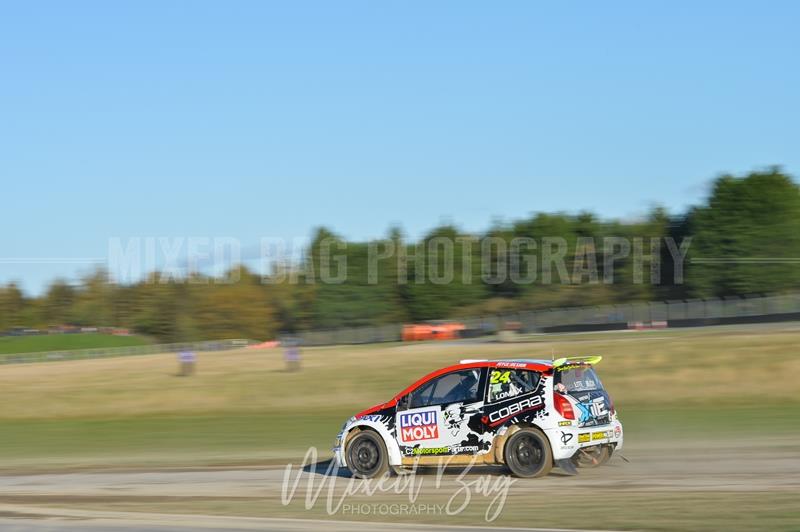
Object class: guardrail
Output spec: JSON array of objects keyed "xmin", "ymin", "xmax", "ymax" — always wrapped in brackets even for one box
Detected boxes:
[
  {"xmin": 0, "ymin": 338, "xmax": 257, "ymax": 365},
  {"xmin": 4, "ymin": 293, "xmax": 800, "ymax": 358},
  {"xmin": 291, "ymin": 292, "xmax": 800, "ymax": 346}
]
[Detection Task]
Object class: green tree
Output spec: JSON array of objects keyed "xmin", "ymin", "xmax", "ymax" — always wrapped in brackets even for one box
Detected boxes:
[
  {"xmin": 690, "ymin": 168, "xmax": 800, "ymax": 297},
  {"xmin": 402, "ymin": 225, "xmax": 487, "ymax": 321},
  {"xmin": 42, "ymin": 279, "xmax": 76, "ymax": 325},
  {"xmin": 0, "ymin": 282, "xmax": 27, "ymax": 330}
]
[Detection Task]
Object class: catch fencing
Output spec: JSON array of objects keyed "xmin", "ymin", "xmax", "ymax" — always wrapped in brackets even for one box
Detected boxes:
[
  {"xmin": 3, "ymin": 293, "xmax": 799, "ymax": 359},
  {"xmin": 292, "ymin": 292, "xmax": 800, "ymax": 346}
]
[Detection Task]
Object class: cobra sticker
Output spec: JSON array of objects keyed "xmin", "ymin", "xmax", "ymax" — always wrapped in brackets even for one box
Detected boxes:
[
  {"xmin": 487, "ymin": 395, "xmax": 543, "ymax": 425},
  {"xmin": 399, "ymin": 410, "xmax": 439, "ymax": 442}
]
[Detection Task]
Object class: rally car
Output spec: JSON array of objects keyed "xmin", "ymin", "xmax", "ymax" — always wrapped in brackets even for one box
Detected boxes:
[{"xmin": 333, "ymin": 356, "xmax": 622, "ymax": 478}]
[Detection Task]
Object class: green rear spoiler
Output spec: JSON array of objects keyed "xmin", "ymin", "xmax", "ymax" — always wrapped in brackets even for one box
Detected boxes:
[{"xmin": 552, "ymin": 355, "xmax": 602, "ymax": 368}]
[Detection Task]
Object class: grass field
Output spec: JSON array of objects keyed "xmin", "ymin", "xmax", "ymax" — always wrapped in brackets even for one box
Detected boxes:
[
  {"xmin": 1, "ymin": 323, "xmax": 799, "ymax": 467},
  {"xmin": 0, "ymin": 333, "xmax": 150, "ymax": 356},
  {"xmin": 1, "ymin": 323, "xmax": 799, "ymax": 530}
]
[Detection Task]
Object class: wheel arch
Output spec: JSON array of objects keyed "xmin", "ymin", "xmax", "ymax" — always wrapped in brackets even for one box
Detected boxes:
[
  {"xmin": 490, "ymin": 421, "xmax": 551, "ymax": 465},
  {"xmin": 342, "ymin": 421, "xmax": 403, "ymax": 467}
]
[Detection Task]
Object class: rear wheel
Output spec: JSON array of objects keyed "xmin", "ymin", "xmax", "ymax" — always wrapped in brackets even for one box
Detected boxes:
[
  {"xmin": 573, "ymin": 445, "xmax": 611, "ymax": 468},
  {"xmin": 346, "ymin": 430, "xmax": 389, "ymax": 478},
  {"xmin": 503, "ymin": 428, "xmax": 552, "ymax": 478}
]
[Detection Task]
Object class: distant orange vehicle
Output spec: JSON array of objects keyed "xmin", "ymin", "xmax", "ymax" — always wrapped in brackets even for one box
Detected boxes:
[{"xmin": 402, "ymin": 321, "xmax": 465, "ymax": 341}]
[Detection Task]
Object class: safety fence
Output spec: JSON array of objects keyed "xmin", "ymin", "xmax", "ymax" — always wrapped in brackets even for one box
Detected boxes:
[
  {"xmin": 292, "ymin": 292, "xmax": 800, "ymax": 346},
  {"xmin": 4, "ymin": 293, "xmax": 800, "ymax": 359}
]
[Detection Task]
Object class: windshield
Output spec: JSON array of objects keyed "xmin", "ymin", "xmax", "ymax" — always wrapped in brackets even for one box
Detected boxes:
[{"xmin": 555, "ymin": 366, "xmax": 603, "ymax": 393}]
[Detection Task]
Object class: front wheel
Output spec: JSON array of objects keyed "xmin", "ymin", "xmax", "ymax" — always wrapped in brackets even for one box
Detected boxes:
[
  {"xmin": 503, "ymin": 428, "xmax": 553, "ymax": 478},
  {"xmin": 346, "ymin": 430, "xmax": 389, "ymax": 478}
]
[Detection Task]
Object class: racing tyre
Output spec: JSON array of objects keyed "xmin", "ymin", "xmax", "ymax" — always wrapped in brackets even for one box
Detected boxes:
[
  {"xmin": 346, "ymin": 430, "xmax": 389, "ymax": 479},
  {"xmin": 573, "ymin": 445, "xmax": 611, "ymax": 468},
  {"xmin": 504, "ymin": 428, "xmax": 552, "ymax": 478}
]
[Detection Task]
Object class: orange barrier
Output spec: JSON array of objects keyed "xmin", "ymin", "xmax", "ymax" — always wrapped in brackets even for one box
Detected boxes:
[
  {"xmin": 402, "ymin": 322, "xmax": 465, "ymax": 341},
  {"xmin": 246, "ymin": 340, "xmax": 281, "ymax": 349}
]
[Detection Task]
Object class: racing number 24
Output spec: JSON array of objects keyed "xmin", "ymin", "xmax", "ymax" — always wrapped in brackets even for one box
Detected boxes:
[{"xmin": 490, "ymin": 370, "xmax": 511, "ymax": 384}]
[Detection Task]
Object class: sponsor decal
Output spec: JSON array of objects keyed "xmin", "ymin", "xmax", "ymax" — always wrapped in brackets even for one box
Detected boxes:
[
  {"xmin": 558, "ymin": 420, "xmax": 573, "ymax": 427},
  {"xmin": 359, "ymin": 415, "xmax": 383, "ymax": 422},
  {"xmin": 560, "ymin": 432, "xmax": 574, "ymax": 445},
  {"xmin": 556, "ymin": 363, "xmax": 586, "ymax": 371},
  {"xmin": 449, "ymin": 445, "xmax": 479, "ymax": 454},
  {"xmin": 495, "ymin": 361, "xmax": 527, "ymax": 368},
  {"xmin": 487, "ymin": 395, "xmax": 544, "ymax": 425},
  {"xmin": 404, "ymin": 445, "xmax": 479, "ymax": 456},
  {"xmin": 591, "ymin": 431, "xmax": 610, "ymax": 441},
  {"xmin": 578, "ymin": 433, "xmax": 591, "ymax": 443},
  {"xmin": 576, "ymin": 397, "xmax": 609, "ymax": 424},
  {"xmin": 614, "ymin": 425, "xmax": 622, "ymax": 438},
  {"xmin": 399, "ymin": 410, "xmax": 439, "ymax": 442},
  {"xmin": 442, "ymin": 404, "xmax": 465, "ymax": 436},
  {"xmin": 407, "ymin": 446, "xmax": 448, "ymax": 455}
]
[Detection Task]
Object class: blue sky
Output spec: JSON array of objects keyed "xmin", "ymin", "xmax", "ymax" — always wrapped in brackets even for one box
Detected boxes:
[{"xmin": 1, "ymin": 1, "xmax": 798, "ymax": 294}]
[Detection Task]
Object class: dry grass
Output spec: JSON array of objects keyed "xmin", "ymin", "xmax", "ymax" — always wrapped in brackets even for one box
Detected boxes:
[{"xmin": 1, "ymin": 323, "xmax": 799, "ymax": 420}]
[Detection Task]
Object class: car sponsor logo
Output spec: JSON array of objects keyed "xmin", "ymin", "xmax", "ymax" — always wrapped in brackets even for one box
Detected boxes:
[
  {"xmin": 558, "ymin": 420, "xmax": 573, "ymax": 427},
  {"xmin": 560, "ymin": 432, "xmax": 574, "ymax": 445},
  {"xmin": 442, "ymin": 404, "xmax": 467, "ymax": 436},
  {"xmin": 591, "ymin": 430, "xmax": 611, "ymax": 441},
  {"xmin": 556, "ymin": 363, "xmax": 586, "ymax": 371},
  {"xmin": 407, "ymin": 446, "xmax": 448, "ymax": 455},
  {"xmin": 404, "ymin": 444, "xmax": 479, "ymax": 456},
  {"xmin": 487, "ymin": 395, "xmax": 544, "ymax": 424},
  {"xmin": 614, "ymin": 425, "xmax": 621, "ymax": 438},
  {"xmin": 399, "ymin": 410, "xmax": 439, "ymax": 442},
  {"xmin": 449, "ymin": 445, "xmax": 479, "ymax": 454},
  {"xmin": 578, "ymin": 433, "xmax": 591, "ymax": 443},
  {"xmin": 575, "ymin": 397, "xmax": 609, "ymax": 425}
]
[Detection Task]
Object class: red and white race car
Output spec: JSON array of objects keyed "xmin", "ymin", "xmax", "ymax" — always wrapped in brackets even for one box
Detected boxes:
[{"xmin": 333, "ymin": 356, "xmax": 622, "ymax": 478}]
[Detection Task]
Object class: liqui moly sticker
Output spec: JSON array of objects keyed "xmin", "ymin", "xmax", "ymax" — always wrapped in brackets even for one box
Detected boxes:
[{"xmin": 399, "ymin": 410, "xmax": 439, "ymax": 442}]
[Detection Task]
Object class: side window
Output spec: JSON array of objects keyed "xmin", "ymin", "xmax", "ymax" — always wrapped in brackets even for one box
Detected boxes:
[
  {"xmin": 408, "ymin": 369, "xmax": 482, "ymax": 408},
  {"xmin": 487, "ymin": 369, "xmax": 539, "ymax": 403}
]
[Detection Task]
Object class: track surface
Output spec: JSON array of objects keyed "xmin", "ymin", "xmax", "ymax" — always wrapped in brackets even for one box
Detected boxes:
[{"xmin": 0, "ymin": 438, "xmax": 798, "ymax": 531}]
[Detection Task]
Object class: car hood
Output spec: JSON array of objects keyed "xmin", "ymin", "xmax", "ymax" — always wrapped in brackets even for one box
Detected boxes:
[{"xmin": 355, "ymin": 400, "xmax": 393, "ymax": 418}]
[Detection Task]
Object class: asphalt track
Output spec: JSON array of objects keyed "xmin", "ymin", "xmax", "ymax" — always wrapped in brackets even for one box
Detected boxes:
[{"xmin": 0, "ymin": 437, "xmax": 798, "ymax": 531}]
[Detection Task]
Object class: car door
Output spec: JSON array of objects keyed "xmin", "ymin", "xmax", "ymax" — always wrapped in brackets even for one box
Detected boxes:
[
  {"xmin": 484, "ymin": 368, "xmax": 546, "ymax": 428},
  {"xmin": 395, "ymin": 367, "xmax": 487, "ymax": 456}
]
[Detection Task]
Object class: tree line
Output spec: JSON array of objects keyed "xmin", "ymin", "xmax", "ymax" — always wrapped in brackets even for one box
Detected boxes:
[{"xmin": 1, "ymin": 168, "xmax": 798, "ymax": 342}]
